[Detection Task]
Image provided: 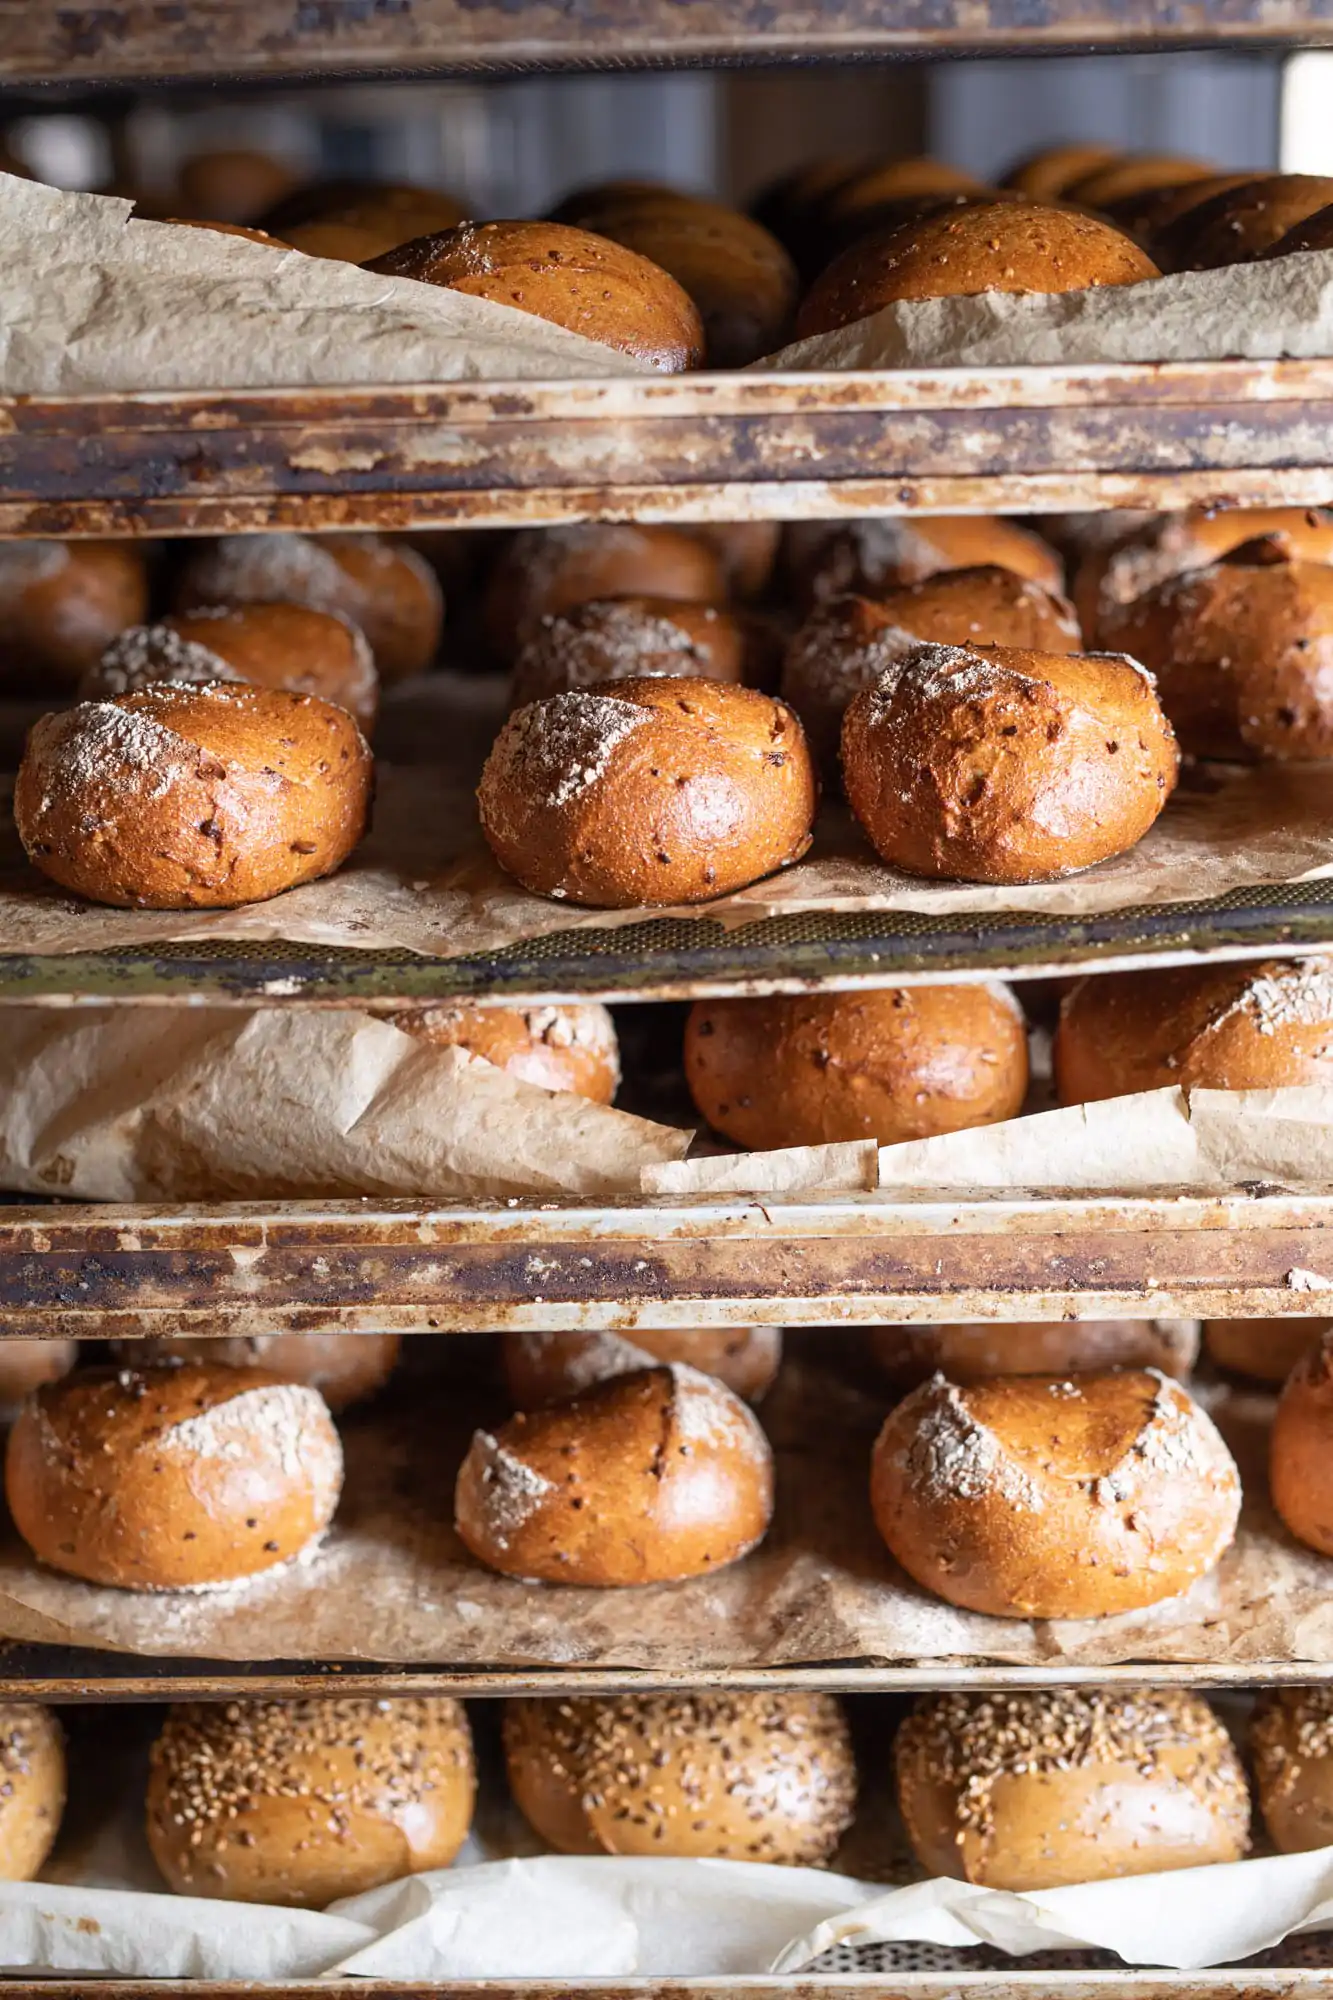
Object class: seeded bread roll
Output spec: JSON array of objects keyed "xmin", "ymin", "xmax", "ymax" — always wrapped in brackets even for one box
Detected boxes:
[
  {"xmin": 870, "ymin": 1318, "xmax": 1199, "ymax": 1389},
  {"xmin": 870, "ymin": 1369, "xmax": 1240, "ymax": 1618},
  {"xmin": 16, "ymin": 682, "xmax": 372, "ymax": 909},
  {"xmin": 503, "ymin": 1327, "xmax": 782, "ymax": 1407},
  {"xmin": 176, "ymin": 532, "xmax": 442, "ymax": 683},
  {"xmin": 6, "ymin": 1362, "xmax": 343, "ymax": 1590},
  {"xmin": 455, "ymin": 1363, "xmax": 774, "ymax": 1586},
  {"xmin": 84, "ymin": 603, "xmax": 379, "ymax": 732},
  {"xmin": 0, "ymin": 1705, "xmax": 65, "ymax": 1881},
  {"xmin": 1075, "ymin": 504, "xmax": 1333, "ymax": 640},
  {"xmin": 505, "ymin": 1692, "xmax": 855, "ymax": 1863},
  {"xmin": 790, "ymin": 515, "xmax": 1064, "ymax": 611},
  {"xmin": 478, "ymin": 677, "xmax": 816, "ymax": 908},
  {"xmin": 1174, "ymin": 173, "xmax": 1333, "ymax": 268},
  {"xmin": 1252, "ymin": 1687, "xmax": 1333, "ymax": 1852},
  {"xmin": 395, "ymin": 1001, "xmax": 620, "ymax": 1102},
  {"xmin": 781, "ymin": 570, "xmax": 1081, "ymax": 777},
  {"xmin": 0, "ymin": 540, "xmax": 149, "ymax": 690},
  {"xmin": 1001, "ymin": 143, "xmax": 1121, "ymax": 201},
  {"xmin": 897, "ymin": 1689, "xmax": 1248, "ymax": 1891},
  {"xmin": 366, "ymin": 220, "xmax": 705, "ymax": 372},
  {"xmin": 1270, "ymin": 1329, "xmax": 1333, "ymax": 1555},
  {"xmin": 147, "ymin": 1697, "xmax": 474, "ymax": 1905},
  {"xmin": 118, "ymin": 1334, "xmax": 400, "ymax": 1413},
  {"xmin": 1204, "ymin": 1318, "xmax": 1326, "ymax": 1385},
  {"xmin": 485, "ymin": 524, "xmax": 725, "ymax": 663},
  {"xmin": 685, "ymin": 985, "xmax": 1027, "ymax": 1150},
  {"xmin": 511, "ymin": 598, "xmax": 746, "ymax": 709},
  {"xmin": 0, "ymin": 1338, "xmax": 77, "ymax": 1419},
  {"xmin": 1066, "ymin": 154, "xmax": 1216, "ymax": 209},
  {"xmin": 1054, "ymin": 958, "xmax": 1333, "ymax": 1104},
  {"xmin": 841, "ymin": 641, "xmax": 1178, "ymax": 885}
]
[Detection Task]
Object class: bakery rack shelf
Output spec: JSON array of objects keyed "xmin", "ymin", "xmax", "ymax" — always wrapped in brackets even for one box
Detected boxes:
[
  {"xmin": 0, "ymin": 1982, "xmax": 1319, "ymax": 2000},
  {"xmin": 6, "ymin": 362, "xmax": 1333, "ymax": 538}
]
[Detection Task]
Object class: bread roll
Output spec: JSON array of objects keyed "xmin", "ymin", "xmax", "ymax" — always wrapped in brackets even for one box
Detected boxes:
[
  {"xmin": 177, "ymin": 149, "xmax": 300, "ymax": 224},
  {"xmin": 395, "ymin": 1002, "xmax": 620, "ymax": 1102},
  {"xmin": 505, "ymin": 1692, "xmax": 855, "ymax": 1862},
  {"xmin": 1176, "ymin": 173, "xmax": 1333, "ymax": 267},
  {"xmin": 749, "ymin": 155, "xmax": 880, "ymax": 275},
  {"xmin": 147, "ymin": 1697, "xmax": 474, "ymax": 1905},
  {"xmin": 16, "ymin": 682, "xmax": 372, "ymax": 909},
  {"xmin": 796, "ymin": 200, "xmax": 1156, "ymax": 338},
  {"xmin": 1100, "ymin": 547, "xmax": 1333, "ymax": 760},
  {"xmin": 477, "ymin": 677, "xmax": 816, "ymax": 908},
  {"xmin": 511, "ymin": 598, "xmax": 745, "ymax": 709},
  {"xmin": 821, "ymin": 156, "xmax": 989, "ymax": 239},
  {"xmin": 176, "ymin": 532, "xmax": 442, "ymax": 684},
  {"xmin": 870, "ymin": 1318, "xmax": 1199, "ymax": 1389},
  {"xmin": 85, "ymin": 603, "xmax": 379, "ymax": 732},
  {"xmin": 897, "ymin": 1688, "xmax": 1248, "ymax": 1890},
  {"xmin": 689, "ymin": 522, "xmax": 780, "ymax": 600},
  {"xmin": 262, "ymin": 178, "xmax": 467, "ymax": 239},
  {"xmin": 0, "ymin": 541, "xmax": 148, "ymax": 690},
  {"xmin": 1270, "ymin": 202, "xmax": 1333, "ymax": 256},
  {"xmin": 1130, "ymin": 172, "xmax": 1277, "ymax": 268},
  {"xmin": 1066, "ymin": 154, "xmax": 1215, "ymax": 209},
  {"xmin": 0, "ymin": 1705, "xmax": 65, "ymax": 1881},
  {"xmin": 366, "ymin": 220, "xmax": 704, "ymax": 372},
  {"xmin": 165, "ymin": 218, "xmax": 290, "ymax": 246},
  {"xmin": 1204, "ymin": 1318, "xmax": 1325, "ymax": 1385},
  {"xmin": 870, "ymin": 1368, "xmax": 1240, "ymax": 1618},
  {"xmin": 1252, "ymin": 1687, "xmax": 1333, "ymax": 1852},
  {"xmin": 119, "ymin": 1334, "xmax": 400, "ymax": 1413},
  {"xmin": 685, "ymin": 985, "xmax": 1027, "ymax": 1150},
  {"xmin": 791, "ymin": 515, "xmax": 1064, "ymax": 610},
  {"xmin": 1076, "ymin": 504, "xmax": 1333, "ymax": 638},
  {"xmin": 1001, "ymin": 143, "xmax": 1121, "ymax": 201},
  {"xmin": 455, "ymin": 1363, "xmax": 773, "ymax": 1585},
  {"xmin": 0, "ymin": 1338, "xmax": 76, "ymax": 1418},
  {"xmin": 781, "ymin": 569, "xmax": 1081, "ymax": 776},
  {"xmin": 841, "ymin": 642, "xmax": 1178, "ymax": 884},
  {"xmin": 1055, "ymin": 958, "xmax": 1333, "ymax": 1104},
  {"xmin": 503, "ymin": 1327, "xmax": 782, "ymax": 1407},
  {"xmin": 484, "ymin": 524, "xmax": 725, "ymax": 662},
  {"xmin": 1271, "ymin": 1328, "xmax": 1333, "ymax": 1555},
  {"xmin": 6, "ymin": 1362, "xmax": 342, "ymax": 1590}
]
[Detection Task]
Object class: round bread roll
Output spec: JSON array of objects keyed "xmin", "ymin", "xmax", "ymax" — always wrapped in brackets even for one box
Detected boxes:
[
  {"xmin": 177, "ymin": 149, "xmax": 301, "ymax": 224},
  {"xmin": 1270, "ymin": 202, "xmax": 1333, "ymax": 257},
  {"xmin": 455, "ymin": 1363, "xmax": 773, "ymax": 1585},
  {"xmin": 871, "ymin": 1368, "xmax": 1240, "ymax": 1618},
  {"xmin": 505, "ymin": 1691, "xmax": 855, "ymax": 1863},
  {"xmin": 1270, "ymin": 1328, "xmax": 1333, "ymax": 1555},
  {"xmin": 841, "ymin": 641, "xmax": 1178, "ymax": 884},
  {"xmin": 395, "ymin": 1001, "xmax": 620, "ymax": 1103},
  {"xmin": 897, "ymin": 1688, "xmax": 1248, "ymax": 1890},
  {"xmin": 1100, "ymin": 547, "xmax": 1333, "ymax": 760},
  {"xmin": 1054, "ymin": 958, "xmax": 1333, "ymax": 1105},
  {"xmin": 84, "ymin": 603, "xmax": 379, "ymax": 732},
  {"xmin": 503, "ymin": 1326, "xmax": 782, "ymax": 1406},
  {"xmin": 822, "ymin": 155, "xmax": 989, "ymax": 236},
  {"xmin": 791, "ymin": 515, "xmax": 1064, "ymax": 611},
  {"xmin": 484, "ymin": 524, "xmax": 725, "ymax": 663},
  {"xmin": 0, "ymin": 1337, "xmax": 76, "ymax": 1418},
  {"xmin": 1001, "ymin": 142, "xmax": 1122, "ymax": 201},
  {"xmin": 119, "ymin": 1334, "xmax": 400, "ymax": 1413},
  {"xmin": 781, "ymin": 568, "xmax": 1082, "ymax": 777},
  {"xmin": 510, "ymin": 598, "xmax": 746, "ymax": 709},
  {"xmin": 870, "ymin": 1318, "xmax": 1199, "ymax": 1389},
  {"xmin": 685, "ymin": 985, "xmax": 1028, "ymax": 1150},
  {"xmin": 0, "ymin": 540, "xmax": 148, "ymax": 690},
  {"xmin": 176, "ymin": 532, "xmax": 442, "ymax": 683},
  {"xmin": 16, "ymin": 682, "xmax": 372, "ymax": 909},
  {"xmin": 477, "ymin": 676, "xmax": 816, "ymax": 908},
  {"xmin": 1125, "ymin": 172, "xmax": 1269, "ymax": 269},
  {"xmin": 1175, "ymin": 173, "xmax": 1333, "ymax": 268},
  {"xmin": 689, "ymin": 522, "xmax": 780, "ymax": 601},
  {"xmin": 0, "ymin": 1705, "xmax": 65, "ymax": 1881},
  {"xmin": 1252, "ymin": 1687, "xmax": 1333, "ymax": 1853},
  {"xmin": 262, "ymin": 178, "xmax": 467, "ymax": 240},
  {"xmin": 1076, "ymin": 504, "xmax": 1333, "ymax": 639},
  {"xmin": 147, "ymin": 1697, "xmax": 474, "ymax": 1905},
  {"xmin": 281, "ymin": 185, "xmax": 468, "ymax": 263},
  {"xmin": 796, "ymin": 200, "xmax": 1157, "ymax": 338},
  {"xmin": 5, "ymin": 1362, "xmax": 343, "ymax": 1590},
  {"xmin": 1205, "ymin": 1317, "xmax": 1325, "ymax": 1385},
  {"xmin": 1066, "ymin": 153, "xmax": 1216, "ymax": 209},
  {"xmin": 365, "ymin": 220, "xmax": 704, "ymax": 372}
]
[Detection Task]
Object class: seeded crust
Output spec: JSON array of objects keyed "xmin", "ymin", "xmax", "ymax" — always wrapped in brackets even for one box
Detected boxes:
[
  {"xmin": 396, "ymin": 1000, "xmax": 621, "ymax": 1103},
  {"xmin": 1271, "ymin": 1330, "xmax": 1333, "ymax": 1558},
  {"xmin": 0, "ymin": 1704, "xmax": 65, "ymax": 1882},
  {"xmin": 869, "ymin": 1318, "xmax": 1199, "ymax": 1389},
  {"xmin": 147, "ymin": 1697, "xmax": 474, "ymax": 1906},
  {"xmin": 502, "ymin": 1326, "xmax": 782, "ymax": 1407},
  {"xmin": 1073, "ymin": 505, "xmax": 1333, "ymax": 639},
  {"xmin": 505, "ymin": 1691, "xmax": 855, "ymax": 1863},
  {"xmin": 511, "ymin": 597, "xmax": 745, "ymax": 709},
  {"xmin": 869, "ymin": 1368, "xmax": 1240, "ymax": 1620},
  {"xmin": 896, "ymin": 1688, "xmax": 1249, "ymax": 1890},
  {"xmin": 1253, "ymin": 1688, "xmax": 1333, "ymax": 1853},
  {"xmin": 484, "ymin": 524, "xmax": 725, "ymax": 663}
]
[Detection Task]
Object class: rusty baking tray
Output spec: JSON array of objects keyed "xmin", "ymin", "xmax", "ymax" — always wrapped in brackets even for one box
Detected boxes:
[{"xmin": 0, "ymin": 1973, "xmax": 1328, "ymax": 1998}]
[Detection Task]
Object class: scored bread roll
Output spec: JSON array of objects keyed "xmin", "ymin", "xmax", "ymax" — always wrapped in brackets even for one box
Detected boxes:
[
  {"xmin": 511, "ymin": 598, "xmax": 746, "ymax": 709},
  {"xmin": 1270, "ymin": 1328, "xmax": 1333, "ymax": 1556},
  {"xmin": 485, "ymin": 524, "xmax": 725, "ymax": 662},
  {"xmin": 0, "ymin": 1338, "xmax": 77, "ymax": 1418},
  {"xmin": 455, "ymin": 1363, "xmax": 774, "ymax": 1585},
  {"xmin": 503, "ymin": 1326, "xmax": 782, "ymax": 1406},
  {"xmin": 147, "ymin": 1697, "xmax": 474, "ymax": 1905},
  {"xmin": 841, "ymin": 642, "xmax": 1178, "ymax": 884},
  {"xmin": 1000, "ymin": 142, "xmax": 1121, "ymax": 201},
  {"xmin": 896, "ymin": 1688, "xmax": 1249, "ymax": 1890},
  {"xmin": 6, "ymin": 1362, "xmax": 343, "ymax": 1590},
  {"xmin": 1176, "ymin": 173, "xmax": 1333, "ymax": 268},
  {"xmin": 1252, "ymin": 1687, "xmax": 1333, "ymax": 1853},
  {"xmin": 1204, "ymin": 1318, "xmax": 1326, "ymax": 1385},
  {"xmin": 684, "ymin": 986, "xmax": 1028, "ymax": 1150},
  {"xmin": 84, "ymin": 603, "xmax": 379, "ymax": 732},
  {"xmin": 395, "ymin": 1001, "xmax": 620, "ymax": 1102},
  {"xmin": 1054, "ymin": 958, "xmax": 1333, "ymax": 1104},
  {"xmin": 0, "ymin": 540, "xmax": 148, "ymax": 690},
  {"xmin": 790, "ymin": 515, "xmax": 1064, "ymax": 610},
  {"xmin": 117, "ymin": 1333, "xmax": 400, "ymax": 1413},
  {"xmin": 505, "ymin": 1692, "xmax": 855, "ymax": 1862},
  {"xmin": 1075, "ymin": 504, "xmax": 1333, "ymax": 640},
  {"xmin": 0, "ymin": 1705, "xmax": 65, "ymax": 1881},
  {"xmin": 16, "ymin": 682, "xmax": 372, "ymax": 909},
  {"xmin": 870, "ymin": 1368, "xmax": 1240, "ymax": 1618},
  {"xmin": 478, "ymin": 677, "xmax": 816, "ymax": 908},
  {"xmin": 870, "ymin": 1318, "xmax": 1199, "ymax": 1389}
]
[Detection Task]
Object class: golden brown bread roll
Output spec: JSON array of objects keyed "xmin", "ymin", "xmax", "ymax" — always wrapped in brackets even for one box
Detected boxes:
[
  {"xmin": 1000, "ymin": 142, "xmax": 1121, "ymax": 201},
  {"xmin": 790, "ymin": 515, "xmax": 1064, "ymax": 610},
  {"xmin": 822, "ymin": 156, "xmax": 989, "ymax": 234},
  {"xmin": 1054, "ymin": 958, "xmax": 1333, "ymax": 1104},
  {"xmin": 897, "ymin": 1688, "xmax": 1248, "ymax": 1890},
  {"xmin": 781, "ymin": 568, "xmax": 1081, "ymax": 776},
  {"xmin": 395, "ymin": 1001, "xmax": 620, "ymax": 1102},
  {"xmin": 455, "ymin": 1363, "xmax": 774, "ymax": 1585},
  {"xmin": 0, "ymin": 541, "xmax": 148, "ymax": 690},
  {"xmin": 366, "ymin": 219, "xmax": 705, "ymax": 372},
  {"xmin": 1066, "ymin": 153, "xmax": 1216, "ymax": 209},
  {"xmin": 510, "ymin": 598, "xmax": 745, "ymax": 709},
  {"xmin": 262, "ymin": 178, "xmax": 467, "ymax": 238},
  {"xmin": 505, "ymin": 1692, "xmax": 855, "ymax": 1862},
  {"xmin": 1252, "ymin": 1687, "xmax": 1333, "ymax": 1852},
  {"xmin": 796, "ymin": 200, "xmax": 1157, "ymax": 338},
  {"xmin": 1271, "ymin": 1328, "xmax": 1333, "ymax": 1555},
  {"xmin": 6, "ymin": 1362, "xmax": 343, "ymax": 1590},
  {"xmin": 118, "ymin": 1333, "xmax": 400, "ymax": 1413},
  {"xmin": 0, "ymin": 1705, "xmax": 64, "ymax": 1881},
  {"xmin": 689, "ymin": 521, "xmax": 780, "ymax": 600},
  {"xmin": 16, "ymin": 682, "xmax": 372, "ymax": 910},
  {"xmin": 0, "ymin": 1338, "xmax": 77, "ymax": 1417},
  {"xmin": 176, "ymin": 531, "xmax": 442, "ymax": 684},
  {"xmin": 503, "ymin": 1326, "xmax": 782, "ymax": 1407},
  {"xmin": 841, "ymin": 641, "xmax": 1178, "ymax": 884},
  {"xmin": 870, "ymin": 1368, "xmax": 1240, "ymax": 1618},
  {"xmin": 870, "ymin": 1318, "xmax": 1199, "ymax": 1389},
  {"xmin": 1204, "ymin": 1318, "xmax": 1325, "ymax": 1385},
  {"xmin": 1077, "ymin": 504, "xmax": 1333, "ymax": 639},
  {"xmin": 749, "ymin": 154, "xmax": 880, "ymax": 275},
  {"xmin": 1175, "ymin": 173, "xmax": 1333, "ymax": 267},
  {"xmin": 684, "ymin": 985, "xmax": 1028, "ymax": 1150},
  {"xmin": 147, "ymin": 1698, "xmax": 474, "ymax": 1905},
  {"xmin": 477, "ymin": 677, "xmax": 816, "ymax": 908},
  {"xmin": 85, "ymin": 602, "xmax": 379, "ymax": 732},
  {"xmin": 177, "ymin": 149, "xmax": 301, "ymax": 224},
  {"xmin": 484, "ymin": 524, "xmax": 725, "ymax": 663},
  {"xmin": 1127, "ymin": 171, "xmax": 1274, "ymax": 268}
]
